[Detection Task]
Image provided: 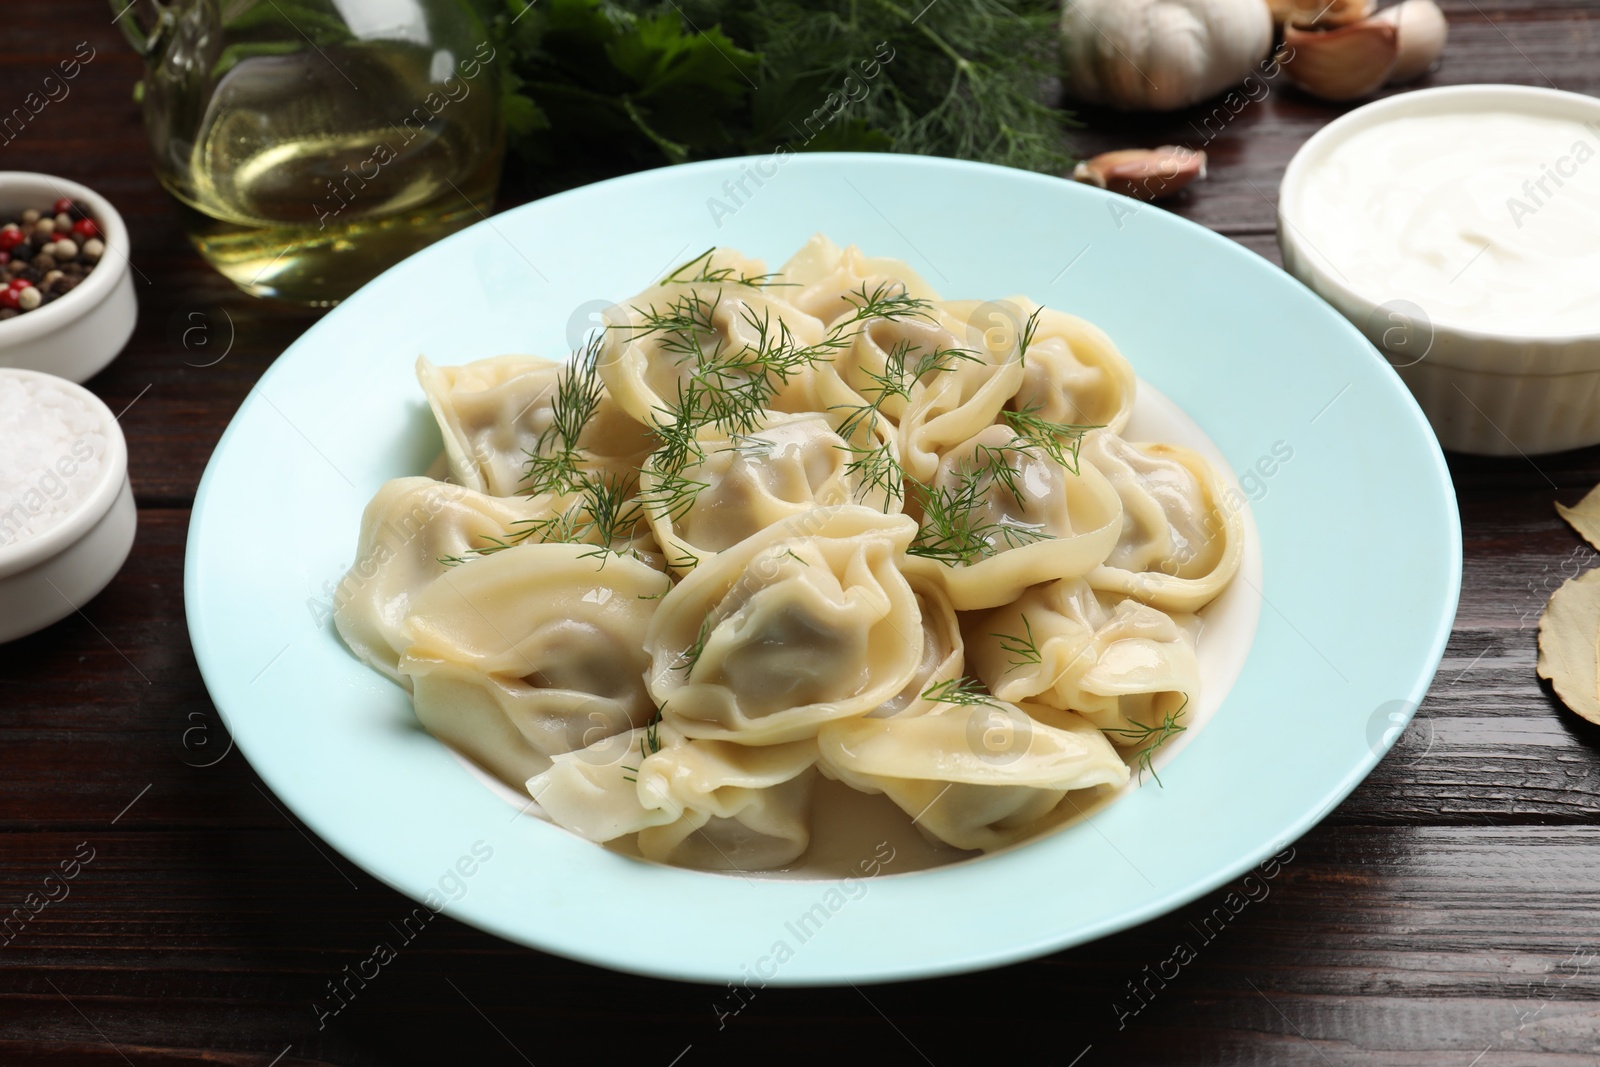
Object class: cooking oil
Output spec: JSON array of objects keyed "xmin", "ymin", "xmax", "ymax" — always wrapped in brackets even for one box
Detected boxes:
[{"xmin": 149, "ymin": 39, "xmax": 503, "ymax": 306}]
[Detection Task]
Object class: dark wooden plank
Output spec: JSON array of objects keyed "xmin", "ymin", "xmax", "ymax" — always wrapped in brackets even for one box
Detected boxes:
[{"xmin": 3, "ymin": 826, "xmax": 1600, "ymax": 1064}]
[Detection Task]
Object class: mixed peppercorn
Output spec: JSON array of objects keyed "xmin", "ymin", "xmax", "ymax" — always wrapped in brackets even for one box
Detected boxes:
[{"xmin": 0, "ymin": 198, "xmax": 105, "ymax": 320}]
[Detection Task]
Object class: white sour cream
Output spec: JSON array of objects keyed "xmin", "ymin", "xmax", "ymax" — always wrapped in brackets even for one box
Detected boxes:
[{"xmin": 1295, "ymin": 110, "xmax": 1600, "ymax": 337}]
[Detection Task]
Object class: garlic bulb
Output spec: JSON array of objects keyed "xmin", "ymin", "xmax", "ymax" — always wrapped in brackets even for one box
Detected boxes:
[{"xmin": 1062, "ymin": 0, "xmax": 1274, "ymax": 112}]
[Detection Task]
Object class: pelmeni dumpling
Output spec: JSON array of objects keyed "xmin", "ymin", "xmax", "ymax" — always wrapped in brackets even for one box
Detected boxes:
[
  {"xmin": 1081, "ymin": 432, "xmax": 1244, "ymax": 612},
  {"xmin": 597, "ymin": 281, "xmax": 828, "ymax": 429},
  {"xmin": 1006, "ymin": 303, "xmax": 1137, "ymax": 435},
  {"xmin": 646, "ymin": 506, "xmax": 924, "ymax": 745},
  {"xmin": 776, "ymin": 233, "xmax": 941, "ymax": 325},
  {"xmin": 640, "ymin": 410, "xmax": 901, "ymax": 572},
  {"xmin": 332, "ymin": 477, "xmax": 557, "ymax": 685},
  {"xmin": 895, "ymin": 303, "xmax": 1028, "ymax": 484},
  {"xmin": 867, "ymin": 574, "xmax": 963, "ymax": 719},
  {"xmin": 416, "ymin": 354, "xmax": 654, "ymax": 496},
  {"xmin": 902, "ymin": 426, "xmax": 1124, "ymax": 611},
  {"xmin": 528, "ymin": 724, "xmax": 818, "ymax": 871},
  {"xmin": 965, "ymin": 578, "xmax": 1199, "ymax": 738},
  {"xmin": 817, "ymin": 701, "xmax": 1129, "ymax": 851},
  {"xmin": 396, "ymin": 542, "xmax": 670, "ymax": 788}
]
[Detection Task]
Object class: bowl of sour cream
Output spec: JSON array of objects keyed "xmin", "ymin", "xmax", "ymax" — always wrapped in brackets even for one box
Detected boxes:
[{"xmin": 1280, "ymin": 84, "xmax": 1600, "ymax": 455}]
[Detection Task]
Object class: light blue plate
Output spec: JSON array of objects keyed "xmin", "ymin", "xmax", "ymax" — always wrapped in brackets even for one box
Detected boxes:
[{"xmin": 185, "ymin": 153, "xmax": 1461, "ymax": 985}]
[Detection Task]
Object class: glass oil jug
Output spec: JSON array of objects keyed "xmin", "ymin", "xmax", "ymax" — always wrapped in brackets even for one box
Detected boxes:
[{"xmin": 115, "ymin": 0, "xmax": 505, "ymax": 305}]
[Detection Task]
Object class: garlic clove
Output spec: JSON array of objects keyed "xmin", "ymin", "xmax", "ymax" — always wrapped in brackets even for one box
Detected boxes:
[
  {"xmin": 1071, "ymin": 146, "xmax": 1208, "ymax": 201},
  {"xmin": 1279, "ymin": 18, "xmax": 1399, "ymax": 102},
  {"xmin": 1268, "ymin": 0, "xmax": 1375, "ymax": 29},
  {"xmin": 1379, "ymin": 0, "xmax": 1449, "ymax": 84}
]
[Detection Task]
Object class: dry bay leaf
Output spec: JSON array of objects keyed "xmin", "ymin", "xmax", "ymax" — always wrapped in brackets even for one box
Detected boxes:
[
  {"xmin": 1537, "ymin": 567, "xmax": 1600, "ymax": 724},
  {"xmin": 1556, "ymin": 483, "xmax": 1600, "ymax": 552}
]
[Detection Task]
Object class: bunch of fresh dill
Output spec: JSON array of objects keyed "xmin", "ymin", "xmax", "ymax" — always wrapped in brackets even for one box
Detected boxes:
[
  {"xmin": 473, "ymin": 0, "xmax": 1072, "ymax": 195},
  {"xmin": 689, "ymin": 0, "xmax": 1071, "ymax": 171}
]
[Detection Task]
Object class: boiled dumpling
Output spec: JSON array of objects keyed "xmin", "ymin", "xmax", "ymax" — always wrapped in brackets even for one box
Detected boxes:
[
  {"xmin": 640, "ymin": 409, "xmax": 901, "ymax": 572},
  {"xmin": 894, "ymin": 302, "xmax": 1028, "ymax": 484},
  {"xmin": 775, "ymin": 233, "xmax": 941, "ymax": 325},
  {"xmin": 645, "ymin": 506, "xmax": 924, "ymax": 744},
  {"xmin": 596, "ymin": 278, "xmax": 828, "ymax": 429},
  {"xmin": 902, "ymin": 425, "xmax": 1124, "ymax": 610},
  {"xmin": 817, "ymin": 701, "xmax": 1129, "ymax": 851},
  {"xmin": 528, "ymin": 723, "xmax": 818, "ymax": 871},
  {"xmin": 332, "ymin": 477, "xmax": 558, "ymax": 685},
  {"xmin": 1005, "ymin": 302, "xmax": 1137, "ymax": 435},
  {"xmin": 965, "ymin": 578, "xmax": 1199, "ymax": 738},
  {"xmin": 1081, "ymin": 432, "xmax": 1244, "ymax": 612},
  {"xmin": 867, "ymin": 574, "xmax": 963, "ymax": 719},
  {"xmin": 396, "ymin": 542, "xmax": 670, "ymax": 788},
  {"xmin": 416, "ymin": 353, "xmax": 654, "ymax": 496}
]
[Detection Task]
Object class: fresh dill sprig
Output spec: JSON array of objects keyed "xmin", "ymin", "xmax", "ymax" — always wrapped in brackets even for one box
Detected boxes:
[
  {"xmin": 640, "ymin": 461, "xmax": 712, "ymax": 525},
  {"xmin": 673, "ymin": 615, "xmax": 714, "ymax": 674},
  {"xmin": 834, "ymin": 337, "xmax": 979, "ymax": 440},
  {"xmin": 1015, "ymin": 307, "xmax": 1042, "ymax": 368},
  {"xmin": 834, "ymin": 282, "xmax": 935, "ymax": 330},
  {"xmin": 971, "ymin": 442, "xmax": 1030, "ymax": 506},
  {"xmin": 831, "ymin": 331, "xmax": 974, "ymax": 511},
  {"xmin": 522, "ymin": 334, "xmax": 606, "ymax": 495},
  {"xmin": 660, "ymin": 247, "xmax": 783, "ymax": 288},
  {"xmin": 572, "ymin": 472, "xmax": 650, "ymax": 560},
  {"xmin": 838, "ymin": 434, "xmax": 906, "ymax": 510},
  {"xmin": 922, "ymin": 675, "xmax": 1002, "ymax": 710},
  {"xmin": 620, "ymin": 710, "xmax": 665, "ymax": 783},
  {"xmin": 989, "ymin": 616, "xmax": 1042, "ymax": 671},
  {"xmin": 439, "ymin": 470, "xmax": 647, "ymax": 567},
  {"xmin": 908, "ymin": 482, "xmax": 1050, "ymax": 565},
  {"xmin": 1105, "ymin": 700, "xmax": 1190, "ymax": 787},
  {"xmin": 669, "ymin": 0, "xmax": 1074, "ymax": 173},
  {"xmin": 906, "ymin": 447, "xmax": 1051, "ymax": 567},
  {"xmin": 1001, "ymin": 404, "xmax": 1102, "ymax": 477},
  {"xmin": 724, "ymin": 432, "xmax": 775, "ymax": 460},
  {"xmin": 628, "ymin": 281, "xmax": 934, "ymax": 526},
  {"xmin": 666, "ymin": 548, "xmax": 701, "ymax": 572}
]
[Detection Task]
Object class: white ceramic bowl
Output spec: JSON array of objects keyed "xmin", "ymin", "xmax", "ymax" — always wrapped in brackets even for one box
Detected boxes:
[
  {"xmin": 1279, "ymin": 85, "xmax": 1600, "ymax": 456},
  {"xmin": 0, "ymin": 368, "xmax": 136, "ymax": 643},
  {"xmin": 0, "ymin": 172, "xmax": 137, "ymax": 384}
]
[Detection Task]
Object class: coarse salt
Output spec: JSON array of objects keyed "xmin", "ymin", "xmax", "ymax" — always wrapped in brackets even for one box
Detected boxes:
[{"xmin": 0, "ymin": 373, "xmax": 107, "ymax": 550}]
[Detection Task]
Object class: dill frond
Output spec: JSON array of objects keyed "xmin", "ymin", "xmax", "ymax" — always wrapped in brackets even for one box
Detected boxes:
[
  {"xmin": 673, "ymin": 616, "xmax": 715, "ymax": 674},
  {"xmin": 922, "ymin": 675, "xmax": 1002, "ymax": 710},
  {"xmin": 990, "ymin": 616, "xmax": 1042, "ymax": 672},
  {"xmin": 1104, "ymin": 700, "xmax": 1190, "ymax": 787},
  {"xmin": 1001, "ymin": 403, "xmax": 1102, "ymax": 476},
  {"xmin": 906, "ymin": 445, "xmax": 1051, "ymax": 566},
  {"xmin": 521, "ymin": 334, "xmax": 607, "ymax": 495},
  {"xmin": 660, "ymin": 247, "xmax": 783, "ymax": 288}
]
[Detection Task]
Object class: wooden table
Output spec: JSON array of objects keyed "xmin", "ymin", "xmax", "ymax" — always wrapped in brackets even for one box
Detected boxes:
[{"xmin": 5, "ymin": 2, "xmax": 1599, "ymax": 1063}]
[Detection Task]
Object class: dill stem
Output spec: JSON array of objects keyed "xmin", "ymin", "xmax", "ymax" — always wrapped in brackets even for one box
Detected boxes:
[{"xmin": 866, "ymin": 0, "xmax": 973, "ymax": 75}]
